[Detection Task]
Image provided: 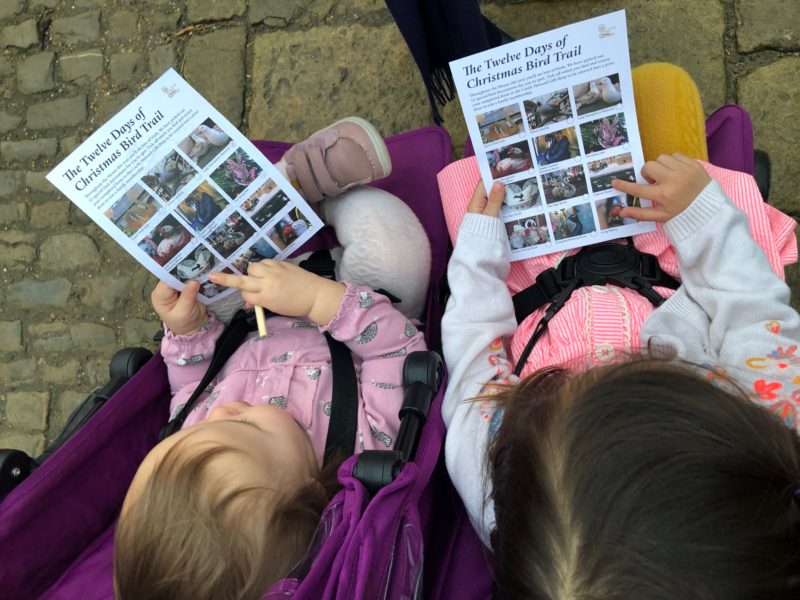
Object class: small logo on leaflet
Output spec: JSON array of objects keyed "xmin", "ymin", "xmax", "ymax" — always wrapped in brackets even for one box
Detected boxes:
[
  {"xmin": 161, "ymin": 85, "xmax": 179, "ymax": 98},
  {"xmin": 598, "ymin": 24, "xmax": 615, "ymax": 38}
]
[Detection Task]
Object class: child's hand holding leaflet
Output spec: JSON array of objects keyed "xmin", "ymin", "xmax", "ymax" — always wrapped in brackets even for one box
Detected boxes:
[
  {"xmin": 612, "ymin": 152, "xmax": 712, "ymax": 222},
  {"xmin": 467, "ymin": 181, "xmax": 506, "ymax": 217},
  {"xmin": 151, "ymin": 280, "xmax": 207, "ymax": 335}
]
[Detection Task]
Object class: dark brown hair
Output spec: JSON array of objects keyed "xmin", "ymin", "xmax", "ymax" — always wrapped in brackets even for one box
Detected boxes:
[
  {"xmin": 488, "ymin": 360, "xmax": 800, "ymax": 599},
  {"xmin": 114, "ymin": 436, "xmax": 341, "ymax": 600}
]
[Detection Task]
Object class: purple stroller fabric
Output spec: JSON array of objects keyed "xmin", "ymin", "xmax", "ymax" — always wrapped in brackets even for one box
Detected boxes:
[
  {"xmin": 0, "ymin": 355, "xmax": 170, "ymax": 599},
  {"xmin": 705, "ymin": 105, "xmax": 755, "ymax": 176},
  {"xmin": 0, "ymin": 125, "xmax": 452, "ymax": 600}
]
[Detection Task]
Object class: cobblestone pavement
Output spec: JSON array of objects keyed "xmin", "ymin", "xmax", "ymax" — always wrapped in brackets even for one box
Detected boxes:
[{"xmin": 1, "ymin": 0, "xmax": 798, "ymax": 455}]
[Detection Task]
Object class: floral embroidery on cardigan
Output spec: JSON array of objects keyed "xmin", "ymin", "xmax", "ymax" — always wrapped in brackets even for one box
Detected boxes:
[
  {"xmin": 764, "ymin": 320, "xmax": 781, "ymax": 335},
  {"xmin": 379, "ymin": 348, "xmax": 407, "ymax": 359},
  {"xmin": 268, "ymin": 396, "xmax": 287, "ymax": 409},
  {"xmin": 479, "ymin": 399, "xmax": 495, "ymax": 422},
  {"xmin": 372, "ymin": 380, "xmax": 399, "ymax": 390},
  {"xmin": 744, "ymin": 337, "xmax": 799, "ymax": 429},
  {"xmin": 746, "ymin": 344, "xmax": 799, "ymax": 372},
  {"xmin": 273, "ymin": 351, "xmax": 294, "ymax": 363},
  {"xmin": 369, "ymin": 425, "xmax": 392, "ymax": 447},
  {"xmin": 762, "ymin": 400, "xmax": 797, "ymax": 429}
]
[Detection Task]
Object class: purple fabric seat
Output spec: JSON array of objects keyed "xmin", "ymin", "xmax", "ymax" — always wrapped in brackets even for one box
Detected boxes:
[{"xmin": 705, "ymin": 105, "xmax": 755, "ymax": 176}]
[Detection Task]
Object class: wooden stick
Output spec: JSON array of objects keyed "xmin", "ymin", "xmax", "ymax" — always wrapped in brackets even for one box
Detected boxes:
[{"xmin": 254, "ymin": 305, "xmax": 268, "ymax": 337}]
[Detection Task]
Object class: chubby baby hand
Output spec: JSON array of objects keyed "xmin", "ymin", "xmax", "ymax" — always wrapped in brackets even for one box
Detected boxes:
[
  {"xmin": 209, "ymin": 260, "xmax": 346, "ymax": 326},
  {"xmin": 611, "ymin": 153, "xmax": 711, "ymax": 222},
  {"xmin": 151, "ymin": 280, "xmax": 207, "ymax": 335}
]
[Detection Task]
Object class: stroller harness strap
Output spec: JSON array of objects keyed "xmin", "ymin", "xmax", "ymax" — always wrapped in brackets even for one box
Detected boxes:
[
  {"xmin": 322, "ymin": 331, "xmax": 359, "ymax": 466},
  {"xmin": 511, "ymin": 239, "xmax": 680, "ymax": 375},
  {"xmin": 158, "ymin": 251, "xmax": 360, "ymax": 469},
  {"xmin": 158, "ymin": 309, "xmax": 255, "ymax": 441}
]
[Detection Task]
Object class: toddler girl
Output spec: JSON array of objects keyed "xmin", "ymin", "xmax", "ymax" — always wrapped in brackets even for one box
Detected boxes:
[
  {"xmin": 441, "ymin": 64, "xmax": 800, "ymax": 597},
  {"xmin": 114, "ymin": 118, "xmax": 429, "ymax": 600}
]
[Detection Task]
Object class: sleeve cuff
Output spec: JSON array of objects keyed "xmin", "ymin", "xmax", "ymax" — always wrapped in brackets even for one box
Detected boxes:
[
  {"xmin": 318, "ymin": 283, "xmax": 361, "ymax": 335},
  {"xmin": 162, "ymin": 314, "xmax": 217, "ymax": 341},
  {"xmin": 160, "ymin": 315, "xmax": 221, "ymax": 363},
  {"xmin": 459, "ymin": 213, "xmax": 507, "ymax": 242},
  {"xmin": 658, "ymin": 289, "xmax": 696, "ymax": 320},
  {"xmin": 664, "ymin": 179, "xmax": 729, "ymax": 242}
]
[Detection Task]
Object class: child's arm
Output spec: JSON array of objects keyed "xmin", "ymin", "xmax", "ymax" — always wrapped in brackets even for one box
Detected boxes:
[
  {"xmin": 316, "ymin": 285, "xmax": 426, "ymax": 360},
  {"xmin": 210, "ymin": 261, "xmax": 427, "ymax": 452},
  {"xmin": 441, "ymin": 182, "xmax": 519, "ymax": 546},
  {"xmin": 151, "ymin": 280, "xmax": 223, "ymax": 395},
  {"xmin": 441, "ymin": 182, "xmax": 518, "ymax": 422},
  {"xmin": 614, "ymin": 155, "xmax": 800, "ymax": 423},
  {"xmin": 209, "ymin": 260, "xmax": 346, "ymax": 326},
  {"xmin": 318, "ymin": 284, "xmax": 427, "ymax": 451},
  {"xmin": 209, "ymin": 259, "xmax": 426, "ymax": 359}
]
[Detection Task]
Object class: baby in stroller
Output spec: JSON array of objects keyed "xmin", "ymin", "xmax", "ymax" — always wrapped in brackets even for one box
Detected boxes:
[{"xmin": 114, "ymin": 118, "xmax": 432, "ymax": 600}]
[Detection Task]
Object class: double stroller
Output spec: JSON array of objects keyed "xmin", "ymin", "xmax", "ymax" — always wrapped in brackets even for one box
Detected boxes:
[{"xmin": 0, "ymin": 106, "xmax": 768, "ymax": 598}]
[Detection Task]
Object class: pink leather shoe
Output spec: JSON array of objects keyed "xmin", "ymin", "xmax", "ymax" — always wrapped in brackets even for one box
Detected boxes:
[{"xmin": 283, "ymin": 117, "xmax": 392, "ymax": 203}]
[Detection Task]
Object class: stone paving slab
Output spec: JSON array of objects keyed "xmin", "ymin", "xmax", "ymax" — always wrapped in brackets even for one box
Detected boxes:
[
  {"xmin": 184, "ymin": 27, "xmax": 247, "ymax": 126},
  {"xmin": 0, "ymin": 0, "xmax": 798, "ymax": 454},
  {"xmin": 739, "ymin": 57, "xmax": 800, "ymax": 212},
  {"xmin": 736, "ymin": 0, "xmax": 799, "ymax": 52},
  {"xmin": 248, "ymin": 23, "xmax": 430, "ymax": 140}
]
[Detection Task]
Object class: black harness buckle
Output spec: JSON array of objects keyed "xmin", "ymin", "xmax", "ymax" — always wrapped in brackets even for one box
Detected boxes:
[
  {"xmin": 512, "ymin": 238, "xmax": 680, "ymax": 324},
  {"xmin": 510, "ymin": 239, "xmax": 681, "ymax": 375},
  {"xmin": 299, "ymin": 250, "xmax": 337, "ymax": 280}
]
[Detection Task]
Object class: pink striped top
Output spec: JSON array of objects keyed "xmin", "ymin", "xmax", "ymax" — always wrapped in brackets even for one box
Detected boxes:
[{"xmin": 438, "ymin": 156, "xmax": 798, "ymax": 376}]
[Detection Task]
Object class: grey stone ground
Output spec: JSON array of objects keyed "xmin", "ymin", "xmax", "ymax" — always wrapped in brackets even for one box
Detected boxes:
[{"xmin": 1, "ymin": 0, "xmax": 798, "ymax": 455}]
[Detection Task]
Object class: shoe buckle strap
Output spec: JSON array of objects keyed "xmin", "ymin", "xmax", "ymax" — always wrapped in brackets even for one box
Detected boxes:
[
  {"xmin": 307, "ymin": 136, "xmax": 347, "ymax": 199},
  {"xmin": 286, "ymin": 144, "xmax": 324, "ymax": 204}
]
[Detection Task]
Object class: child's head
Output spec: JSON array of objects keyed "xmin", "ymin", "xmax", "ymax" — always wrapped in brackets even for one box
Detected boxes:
[
  {"xmin": 488, "ymin": 360, "xmax": 800, "ymax": 599},
  {"xmin": 114, "ymin": 402, "xmax": 331, "ymax": 600}
]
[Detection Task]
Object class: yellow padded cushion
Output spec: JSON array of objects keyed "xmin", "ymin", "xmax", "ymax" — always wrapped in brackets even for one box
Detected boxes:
[{"xmin": 632, "ymin": 63, "xmax": 708, "ymax": 163}]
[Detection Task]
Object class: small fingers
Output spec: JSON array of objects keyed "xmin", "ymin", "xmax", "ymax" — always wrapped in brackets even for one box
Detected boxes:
[
  {"xmin": 670, "ymin": 152, "xmax": 699, "ymax": 167},
  {"xmin": 640, "ymin": 160, "xmax": 670, "ymax": 184},
  {"xmin": 484, "ymin": 182, "xmax": 505, "ymax": 217},
  {"xmin": 466, "ymin": 180, "xmax": 504, "ymax": 216},
  {"xmin": 619, "ymin": 206, "xmax": 671, "ymax": 223},
  {"xmin": 655, "ymin": 153, "xmax": 683, "ymax": 170},
  {"xmin": 611, "ymin": 179, "xmax": 653, "ymax": 199},
  {"xmin": 240, "ymin": 292, "xmax": 260, "ymax": 307},
  {"xmin": 246, "ymin": 259, "xmax": 276, "ymax": 277},
  {"xmin": 208, "ymin": 270, "xmax": 261, "ymax": 293},
  {"xmin": 176, "ymin": 280, "xmax": 201, "ymax": 309},
  {"xmin": 466, "ymin": 181, "xmax": 488, "ymax": 214},
  {"xmin": 151, "ymin": 281, "xmax": 179, "ymax": 305}
]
